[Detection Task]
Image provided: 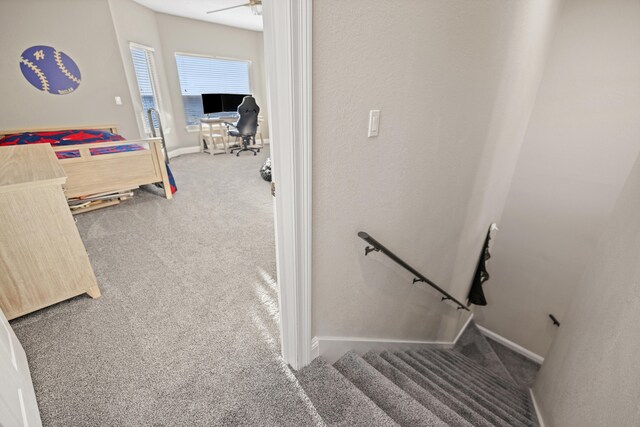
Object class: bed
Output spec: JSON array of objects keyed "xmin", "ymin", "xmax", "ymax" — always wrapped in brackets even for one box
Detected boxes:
[{"xmin": 0, "ymin": 125, "xmax": 175, "ymax": 200}]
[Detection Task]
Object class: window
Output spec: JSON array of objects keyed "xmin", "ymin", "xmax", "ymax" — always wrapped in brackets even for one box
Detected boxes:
[
  {"xmin": 175, "ymin": 54, "xmax": 251, "ymax": 126},
  {"xmin": 130, "ymin": 44, "xmax": 161, "ymax": 133}
]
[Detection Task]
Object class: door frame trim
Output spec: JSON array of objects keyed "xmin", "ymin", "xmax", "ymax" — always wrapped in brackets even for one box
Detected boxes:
[{"xmin": 263, "ymin": 0, "xmax": 313, "ymax": 370}]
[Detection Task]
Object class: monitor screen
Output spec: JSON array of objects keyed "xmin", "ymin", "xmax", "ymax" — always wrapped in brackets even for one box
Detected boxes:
[
  {"xmin": 201, "ymin": 93, "xmax": 223, "ymax": 114},
  {"xmin": 221, "ymin": 94, "xmax": 251, "ymax": 112}
]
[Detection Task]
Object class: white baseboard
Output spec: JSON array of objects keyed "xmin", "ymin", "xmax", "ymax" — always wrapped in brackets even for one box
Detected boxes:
[
  {"xmin": 476, "ymin": 324, "xmax": 544, "ymax": 364},
  {"xmin": 529, "ymin": 388, "xmax": 546, "ymax": 427},
  {"xmin": 312, "ymin": 313, "xmax": 474, "ymax": 364},
  {"xmin": 311, "ymin": 337, "xmax": 319, "ymax": 360},
  {"xmin": 453, "ymin": 312, "xmax": 474, "ymax": 345},
  {"xmin": 168, "ymin": 140, "xmax": 270, "ymax": 160},
  {"xmin": 312, "ymin": 336, "xmax": 451, "ymax": 364},
  {"xmin": 168, "ymin": 146, "xmax": 201, "ymax": 159}
]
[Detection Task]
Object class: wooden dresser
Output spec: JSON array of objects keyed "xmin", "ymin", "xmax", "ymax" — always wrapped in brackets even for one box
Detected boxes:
[{"xmin": 0, "ymin": 144, "xmax": 100, "ymax": 320}]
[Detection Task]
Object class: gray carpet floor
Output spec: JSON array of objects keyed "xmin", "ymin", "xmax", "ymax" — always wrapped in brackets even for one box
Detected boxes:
[{"xmin": 10, "ymin": 150, "xmax": 323, "ymax": 426}]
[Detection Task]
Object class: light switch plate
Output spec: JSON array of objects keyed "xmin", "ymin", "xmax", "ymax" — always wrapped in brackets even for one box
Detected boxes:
[
  {"xmin": 115, "ymin": 96, "xmax": 123, "ymax": 105},
  {"xmin": 368, "ymin": 110, "xmax": 380, "ymax": 137}
]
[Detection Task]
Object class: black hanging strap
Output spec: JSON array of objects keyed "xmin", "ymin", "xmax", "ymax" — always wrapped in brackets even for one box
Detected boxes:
[{"xmin": 467, "ymin": 226, "xmax": 495, "ymax": 306}]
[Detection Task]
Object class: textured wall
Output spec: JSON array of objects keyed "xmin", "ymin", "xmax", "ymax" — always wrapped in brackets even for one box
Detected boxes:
[
  {"xmin": 311, "ymin": 0, "xmax": 558, "ymax": 342},
  {"xmin": 475, "ymin": 0, "xmax": 640, "ymax": 357},
  {"xmin": 534, "ymin": 152, "xmax": 640, "ymax": 426},
  {"xmin": 108, "ymin": 0, "xmax": 180, "ymax": 149},
  {"xmin": 0, "ymin": 0, "xmax": 138, "ymax": 137}
]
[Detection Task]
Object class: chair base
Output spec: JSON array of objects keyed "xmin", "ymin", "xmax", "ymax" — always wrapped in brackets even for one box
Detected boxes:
[
  {"xmin": 230, "ymin": 146, "xmax": 260, "ymax": 156},
  {"xmin": 230, "ymin": 135, "xmax": 261, "ymax": 156}
]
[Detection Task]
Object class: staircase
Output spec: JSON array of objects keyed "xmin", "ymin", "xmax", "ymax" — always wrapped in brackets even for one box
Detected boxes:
[{"xmin": 295, "ymin": 322, "xmax": 540, "ymax": 426}]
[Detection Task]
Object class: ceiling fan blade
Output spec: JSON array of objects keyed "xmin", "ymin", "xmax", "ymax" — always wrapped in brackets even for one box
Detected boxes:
[{"xmin": 206, "ymin": 3, "xmax": 250, "ymax": 14}]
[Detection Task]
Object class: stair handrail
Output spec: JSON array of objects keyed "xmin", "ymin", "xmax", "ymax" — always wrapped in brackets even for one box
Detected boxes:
[{"xmin": 358, "ymin": 231, "xmax": 469, "ymax": 311}]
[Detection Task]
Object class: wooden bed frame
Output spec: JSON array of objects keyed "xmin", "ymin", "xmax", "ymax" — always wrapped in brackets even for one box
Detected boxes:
[{"xmin": 0, "ymin": 124, "xmax": 172, "ymax": 200}]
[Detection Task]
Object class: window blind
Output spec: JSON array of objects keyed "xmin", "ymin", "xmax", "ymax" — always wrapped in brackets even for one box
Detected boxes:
[
  {"xmin": 175, "ymin": 54, "xmax": 251, "ymax": 125},
  {"xmin": 131, "ymin": 47, "xmax": 154, "ymax": 96},
  {"xmin": 130, "ymin": 46, "xmax": 159, "ymax": 131},
  {"xmin": 176, "ymin": 55, "xmax": 250, "ymax": 95}
]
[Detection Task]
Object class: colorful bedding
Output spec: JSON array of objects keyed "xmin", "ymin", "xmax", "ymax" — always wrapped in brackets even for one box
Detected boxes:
[{"xmin": 0, "ymin": 129, "xmax": 177, "ymax": 194}]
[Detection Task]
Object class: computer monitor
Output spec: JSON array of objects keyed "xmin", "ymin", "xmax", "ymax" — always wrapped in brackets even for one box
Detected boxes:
[
  {"xmin": 201, "ymin": 93, "xmax": 223, "ymax": 114},
  {"xmin": 221, "ymin": 94, "xmax": 251, "ymax": 112}
]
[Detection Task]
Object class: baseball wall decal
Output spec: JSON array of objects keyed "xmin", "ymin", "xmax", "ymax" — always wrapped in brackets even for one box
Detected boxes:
[{"xmin": 19, "ymin": 45, "xmax": 81, "ymax": 95}]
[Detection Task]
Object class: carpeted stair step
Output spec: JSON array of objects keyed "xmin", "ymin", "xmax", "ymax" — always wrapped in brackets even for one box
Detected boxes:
[
  {"xmin": 434, "ymin": 348, "xmax": 539, "ymax": 426},
  {"xmin": 405, "ymin": 350, "xmax": 534, "ymax": 426},
  {"xmin": 435, "ymin": 348, "xmax": 527, "ymax": 396},
  {"xmin": 426, "ymin": 348, "xmax": 530, "ymax": 404},
  {"xmin": 485, "ymin": 337, "xmax": 541, "ymax": 389},
  {"xmin": 295, "ymin": 357, "xmax": 397, "ymax": 426},
  {"xmin": 362, "ymin": 351, "xmax": 476, "ymax": 427},
  {"xmin": 333, "ymin": 351, "xmax": 446, "ymax": 426},
  {"xmin": 417, "ymin": 348, "xmax": 532, "ymax": 412},
  {"xmin": 421, "ymin": 348, "xmax": 528, "ymax": 400},
  {"xmin": 295, "ymin": 322, "xmax": 540, "ymax": 427},
  {"xmin": 381, "ymin": 351, "xmax": 514, "ymax": 427},
  {"xmin": 393, "ymin": 350, "xmax": 528, "ymax": 427},
  {"xmin": 374, "ymin": 351, "xmax": 497, "ymax": 427},
  {"xmin": 454, "ymin": 322, "xmax": 515, "ymax": 383}
]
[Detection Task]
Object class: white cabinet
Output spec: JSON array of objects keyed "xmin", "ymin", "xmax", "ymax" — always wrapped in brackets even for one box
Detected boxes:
[{"xmin": 0, "ymin": 308, "xmax": 41, "ymax": 426}]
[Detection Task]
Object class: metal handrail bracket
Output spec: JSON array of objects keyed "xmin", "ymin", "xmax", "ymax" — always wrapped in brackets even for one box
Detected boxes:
[{"xmin": 358, "ymin": 231, "xmax": 469, "ymax": 311}]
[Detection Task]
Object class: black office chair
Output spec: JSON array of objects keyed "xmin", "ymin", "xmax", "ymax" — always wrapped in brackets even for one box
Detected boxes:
[{"xmin": 224, "ymin": 96, "xmax": 261, "ymax": 156}]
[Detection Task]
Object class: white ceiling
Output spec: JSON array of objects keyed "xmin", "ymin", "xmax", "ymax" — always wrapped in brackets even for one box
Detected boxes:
[{"xmin": 132, "ymin": 0, "xmax": 263, "ymax": 32}]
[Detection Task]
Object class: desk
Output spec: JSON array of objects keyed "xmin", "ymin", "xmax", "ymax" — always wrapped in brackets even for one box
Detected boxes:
[
  {"xmin": 199, "ymin": 115, "xmax": 265, "ymax": 155},
  {"xmin": 0, "ymin": 144, "xmax": 100, "ymax": 319},
  {"xmin": 200, "ymin": 115, "xmax": 237, "ymax": 155}
]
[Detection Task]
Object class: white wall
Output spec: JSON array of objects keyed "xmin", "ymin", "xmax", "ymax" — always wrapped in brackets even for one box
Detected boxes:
[
  {"xmin": 533, "ymin": 151, "xmax": 640, "ymax": 426},
  {"xmin": 475, "ymin": 0, "xmax": 640, "ymax": 357},
  {"xmin": 154, "ymin": 13, "xmax": 269, "ymax": 148},
  {"xmin": 447, "ymin": 0, "xmax": 560, "ymax": 298},
  {"xmin": 311, "ymin": 0, "xmax": 558, "ymax": 342},
  {"xmin": 108, "ymin": 0, "xmax": 180, "ymax": 149},
  {"xmin": 0, "ymin": 0, "xmax": 138, "ymax": 138}
]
